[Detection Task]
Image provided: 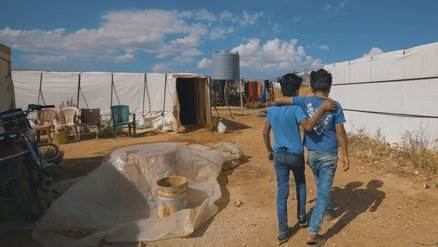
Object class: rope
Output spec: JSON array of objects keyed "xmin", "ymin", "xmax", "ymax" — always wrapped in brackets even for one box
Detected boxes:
[
  {"xmin": 343, "ymin": 108, "xmax": 438, "ymax": 119},
  {"xmin": 332, "ymin": 75, "xmax": 438, "ymax": 86}
]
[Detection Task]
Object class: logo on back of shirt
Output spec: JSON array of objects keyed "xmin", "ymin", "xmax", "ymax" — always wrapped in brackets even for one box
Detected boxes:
[{"xmin": 306, "ymin": 103, "xmax": 332, "ymax": 135}]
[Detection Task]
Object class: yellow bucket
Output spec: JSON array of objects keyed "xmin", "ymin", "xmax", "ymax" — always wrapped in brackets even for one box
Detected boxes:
[{"xmin": 156, "ymin": 176, "xmax": 188, "ymax": 218}]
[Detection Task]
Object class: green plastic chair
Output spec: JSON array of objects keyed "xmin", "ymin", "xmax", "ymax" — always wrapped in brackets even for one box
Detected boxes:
[{"xmin": 110, "ymin": 105, "xmax": 136, "ymax": 139}]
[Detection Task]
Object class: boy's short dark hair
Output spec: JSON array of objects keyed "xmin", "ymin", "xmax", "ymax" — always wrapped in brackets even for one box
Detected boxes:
[
  {"xmin": 280, "ymin": 73, "xmax": 302, "ymax": 97},
  {"xmin": 310, "ymin": 69, "xmax": 332, "ymax": 92}
]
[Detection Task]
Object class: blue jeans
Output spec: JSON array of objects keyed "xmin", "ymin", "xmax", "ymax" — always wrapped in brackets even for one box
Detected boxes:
[
  {"xmin": 307, "ymin": 150, "xmax": 338, "ymax": 235},
  {"xmin": 274, "ymin": 150, "xmax": 306, "ymax": 237}
]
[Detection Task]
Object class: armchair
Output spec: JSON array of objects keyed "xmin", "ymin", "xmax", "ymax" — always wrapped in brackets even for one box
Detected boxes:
[
  {"xmin": 58, "ymin": 107, "xmax": 79, "ymax": 140},
  {"xmin": 33, "ymin": 108, "xmax": 57, "ymax": 143},
  {"xmin": 78, "ymin": 108, "xmax": 101, "ymax": 140},
  {"xmin": 110, "ymin": 105, "xmax": 136, "ymax": 139}
]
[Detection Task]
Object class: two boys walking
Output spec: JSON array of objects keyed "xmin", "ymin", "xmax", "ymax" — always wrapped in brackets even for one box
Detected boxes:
[{"xmin": 263, "ymin": 69, "xmax": 350, "ymax": 246}]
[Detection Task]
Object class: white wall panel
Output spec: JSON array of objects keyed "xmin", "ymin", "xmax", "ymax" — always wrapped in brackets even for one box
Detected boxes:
[
  {"xmin": 327, "ymin": 42, "xmax": 438, "ymax": 144},
  {"xmin": 370, "ymin": 50, "xmax": 403, "ymax": 81}
]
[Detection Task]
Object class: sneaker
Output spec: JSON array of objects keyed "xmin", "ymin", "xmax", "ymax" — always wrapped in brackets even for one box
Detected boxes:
[
  {"xmin": 324, "ymin": 212, "xmax": 334, "ymax": 222},
  {"xmin": 306, "ymin": 234, "xmax": 325, "ymax": 247},
  {"xmin": 299, "ymin": 216, "xmax": 308, "ymax": 228},
  {"xmin": 277, "ymin": 228, "xmax": 292, "ymax": 245},
  {"xmin": 277, "ymin": 234, "xmax": 289, "ymax": 245}
]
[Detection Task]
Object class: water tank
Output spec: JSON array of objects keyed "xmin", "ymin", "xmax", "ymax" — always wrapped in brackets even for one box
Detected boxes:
[{"xmin": 213, "ymin": 51, "xmax": 240, "ymax": 81}]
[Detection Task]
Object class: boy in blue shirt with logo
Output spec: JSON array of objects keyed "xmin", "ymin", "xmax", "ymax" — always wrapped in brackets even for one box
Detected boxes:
[
  {"xmin": 275, "ymin": 69, "xmax": 350, "ymax": 246},
  {"xmin": 263, "ymin": 73, "xmax": 336, "ymax": 245}
]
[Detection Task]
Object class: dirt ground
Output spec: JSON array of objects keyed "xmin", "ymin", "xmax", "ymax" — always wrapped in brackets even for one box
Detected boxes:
[{"xmin": 1, "ymin": 107, "xmax": 438, "ymax": 247}]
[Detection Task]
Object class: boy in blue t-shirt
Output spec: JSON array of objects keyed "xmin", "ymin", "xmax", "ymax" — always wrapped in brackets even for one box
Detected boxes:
[
  {"xmin": 276, "ymin": 69, "xmax": 350, "ymax": 247},
  {"xmin": 263, "ymin": 73, "xmax": 336, "ymax": 245}
]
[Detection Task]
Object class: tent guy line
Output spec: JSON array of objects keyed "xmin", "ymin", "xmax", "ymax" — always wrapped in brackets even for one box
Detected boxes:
[
  {"xmin": 332, "ymin": 75, "xmax": 438, "ymax": 86},
  {"xmin": 342, "ymin": 109, "xmax": 438, "ymax": 119}
]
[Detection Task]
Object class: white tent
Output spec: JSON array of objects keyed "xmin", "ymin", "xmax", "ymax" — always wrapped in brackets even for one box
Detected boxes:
[
  {"xmin": 12, "ymin": 71, "xmax": 214, "ymax": 132},
  {"xmin": 0, "ymin": 43, "xmax": 15, "ymax": 112},
  {"xmin": 324, "ymin": 42, "xmax": 438, "ymax": 145}
]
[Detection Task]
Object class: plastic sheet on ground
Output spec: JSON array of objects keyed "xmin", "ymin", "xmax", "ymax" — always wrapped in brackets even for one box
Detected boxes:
[{"xmin": 33, "ymin": 142, "xmax": 242, "ymax": 247}]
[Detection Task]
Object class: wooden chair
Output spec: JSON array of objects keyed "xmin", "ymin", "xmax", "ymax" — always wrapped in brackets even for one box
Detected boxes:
[
  {"xmin": 33, "ymin": 109, "xmax": 57, "ymax": 143},
  {"xmin": 59, "ymin": 107, "xmax": 79, "ymax": 140},
  {"xmin": 77, "ymin": 108, "xmax": 101, "ymax": 140},
  {"xmin": 110, "ymin": 105, "xmax": 136, "ymax": 139}
]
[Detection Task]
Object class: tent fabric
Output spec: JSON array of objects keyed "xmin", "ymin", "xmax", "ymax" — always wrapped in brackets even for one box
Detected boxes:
[
  {"xmin": 39, "ymin": 72, "xmax": 79, "ymax": 108},
  {"xmin": 32, "ymin": 142, "xmax": 241, "ymax": 246},
  {"xmin": 79, "ymin": 72, "xmax": 112, "ymax": 112},
  {"xmin": 11, "ymin": 71, "xmax": 213, "ymax": 132},
  {"xmin": 325, "ymin": 42, "xmax": 438, "ymax": 145},
  {"xmin": 0, "ymin": 43, "xmax": 15, "ymax": 112}
]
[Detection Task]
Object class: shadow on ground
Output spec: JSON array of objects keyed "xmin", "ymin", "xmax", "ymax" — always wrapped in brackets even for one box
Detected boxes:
[
  {"xmin": 323, "ymin": 180, "xmax": 386, "ymax": 241},
  {"xmin": 58, "ymin": 156, "xmax": 105, "ymax": 180}
]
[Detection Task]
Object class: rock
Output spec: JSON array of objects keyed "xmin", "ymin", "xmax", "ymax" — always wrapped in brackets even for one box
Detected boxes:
[
  {"xmin": 234, "ymin": 199, "xmax": 243, "ymax": 207},
  {"xmin": 424, "ymin": 184, "xmax": 430, "ymax": 189}
]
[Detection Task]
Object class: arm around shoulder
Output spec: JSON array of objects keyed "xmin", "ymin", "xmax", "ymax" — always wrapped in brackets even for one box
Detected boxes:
[
  {"xmin": 300, "ymin": 99, "xmax": 337, "ymax": 132},
  {"xmin": 273, "ymin": 96, "xmax": 292, "ymax": 105}
]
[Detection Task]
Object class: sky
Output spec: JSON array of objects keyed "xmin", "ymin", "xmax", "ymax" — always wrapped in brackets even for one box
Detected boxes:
[{"xmin": 0, "ymin": 0, "xmax": 437, "ymax": 80}]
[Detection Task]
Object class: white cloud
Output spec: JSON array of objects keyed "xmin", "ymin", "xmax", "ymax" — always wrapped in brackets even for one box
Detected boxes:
[
  {"xmin": 197, "ymin": 58, "xmax": 212, "ymax": 69},
  {"xmin": 218, "ymin": 10, "xmax": 263, "ymax": 26},
  {"xmin": 181, "ymin": 48, "xmax": 202, "ymax": 57},
  {"xmin": 231, "ymin": 38, "xmax": 322, "ymax": 74},
  {"xmin": 240, "ymin": 11, "xmax": 263, "ymax": 26},
  {"xmin": 219, "ymin": 11, "xmax": 234, "ymax": 21},
  {"xmin": 193, "ymin": 9, "xmax": 216, "ymax": 22},
  {"xmin": 0, "ymin": 9, "xmax": 265, "ymax": 70},
  {"xmin": 0, "ymin": 27, "xmax": 67, "ymax": 53},
  {"xmin": 153, "ymin": 62, "xmax": 174, "ymax": 72},
  {"xmin": 306, "ymin": 43, "xmax": 330, "ymax": 51},
  {"xmin": 209, "ymin": 27, "xmax": 235, "ymax": 40},
  {"xmin": 363, "ymin": 47, "xmax": 383, "ymax": 57},
  {"xmin": 297, "ymin": 46, "xmax": 306, "ymax": 60},
  {"xmin": 324, "ymin": 1, "xmax": 348, "ymax": 14},
  {"xmin": 114, "ymin": 53, "xmax": 134, "ymax": 63},
  {"xmin": 157, "ymin": 33, "xmax": 204, "ymax": 59},
  {"xmin": 26, "ymin": 54, "xmax": 67, "ymax": 64}
]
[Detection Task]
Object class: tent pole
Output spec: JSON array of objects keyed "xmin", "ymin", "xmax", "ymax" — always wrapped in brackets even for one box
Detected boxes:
[
  {"xmin": 37, "ymin": 73, "xmax": 43, "ymax": 105},
  {"xmin": 240, "ymin": 91, "xmax": 243, "ymax": 113},
  {"xmin": 239, "ymin": 79, "xmax": 244, "ymax": 113},
  {"xmin": 142, "ymin": 73, "xmax": 146, "ymax": 116},
  {"xmin": 76, "ymin": 73, "xmax": 81, "ymax": 108},
  {"xmin": 210, "ymin": 79, "xmax": 220, "ymax": 117},
  {"xmin": 110, "ymin": 73, "xmax": 114, "ymax": 106},
  {"xmin": 224, "ymin": 80, "xmax": 234, "ymax": 119},
  {"xmin": 162, "ymin": 74, "xmax": 167, "ymax": 116}
]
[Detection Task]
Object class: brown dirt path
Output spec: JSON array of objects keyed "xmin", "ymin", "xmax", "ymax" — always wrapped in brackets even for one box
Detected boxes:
[{"xmin": 1, "ymin": 107, "xmax": 437, "ymax": 247}]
